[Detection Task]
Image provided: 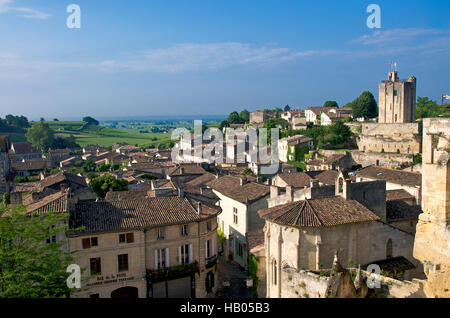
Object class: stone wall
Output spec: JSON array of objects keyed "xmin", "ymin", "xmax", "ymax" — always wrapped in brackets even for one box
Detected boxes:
[
  {"xmin": 357, "ymin": 122, "xmax": 422, "ymax": 155},
  {"xmin": 413, "ymin": 117, "xmax": 450, "ymax": 298},
  {"xmin": 350, "ymin": 150, "xmax": 413, "ymax": 168}
]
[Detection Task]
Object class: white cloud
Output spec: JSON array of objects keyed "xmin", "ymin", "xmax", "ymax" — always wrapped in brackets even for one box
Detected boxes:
[
  {"xmin": 97, "ymin": 42, "xmax": 336, "ymax": 73},
  {"xmin": 353, "ymin": 28, "xmax": 444, "ymax": 45},
  {"xmin": 0, "ymin": 0, "xmax": 51, "ymax": 19}
]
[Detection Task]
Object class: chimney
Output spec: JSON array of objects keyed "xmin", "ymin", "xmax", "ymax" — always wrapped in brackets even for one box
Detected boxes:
[
  {"xmin": 178, "ymin": 187, "xmax": 184, "ymax": 198},
  {"xmin": 180, "ymin": 167, "xmax": 185, "ymax": 175},
  {"xmin": 240, "ymin": 177, "xmax": 247, "ymax": 186},
  {"xmin": 197, "ymin": 202, "xmax": 202, "ymax": 215},
  {"xmin": 286, "ymin": 185, "xmax": 294, "ymax": 202},
  {"xmin": 200, "ymin": 187, "xmax": 205, "ymax": 195}
]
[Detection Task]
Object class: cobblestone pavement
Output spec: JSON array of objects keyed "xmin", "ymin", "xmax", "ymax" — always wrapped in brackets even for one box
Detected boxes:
[{"xmin": 214, "ymin": 255, "xmax": 251, "ymax": 298}]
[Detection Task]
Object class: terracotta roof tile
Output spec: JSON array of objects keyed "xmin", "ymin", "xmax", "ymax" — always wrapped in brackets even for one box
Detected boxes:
[
  {"xmin": 207, "ymin": 175, "xmax": 270, "ymax": 203},
  {"xmin": 259, "ymin": 196, "xmax": 379, "ymax": 227},
  {"xmin": 356, "ymin": 165, "xmax": 421, "ymax": 187}
]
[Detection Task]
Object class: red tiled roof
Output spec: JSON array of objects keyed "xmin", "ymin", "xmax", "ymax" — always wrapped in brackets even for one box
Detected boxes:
[
  {"xmin": 356, "ymin": 165, "xmax": 421, "ymax": 187},
  {"xmin": 259, "ymin": 196, "xmax": 379, "ymax": 227},
  {"xmin": 69, "ymin": 196, "xmax": 220, "ymax": 236},
  {"xmin": 10, "ymin": 142, "xmax": 41, "ymax": 155},
  {"xmin": 207, "ymin": 175, "xmax": 270, "ymax": 203}
]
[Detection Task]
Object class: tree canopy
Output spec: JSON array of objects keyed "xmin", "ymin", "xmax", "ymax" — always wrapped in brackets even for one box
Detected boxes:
[
  {"xmin": 25, "ymin": 122, "xmax": 55, "ymax": 151},
  {"xmin": 89, "ymin": 174, "xmax": 129, "ymax": 198},
  {"xmin": 416, "ymin": 97, "xmax": 450, "ymax": 119},
  {"xmin": 239, "ymin": 110, "xmax": 250, "ymax": 122},
  {"xmin": 227, "ymin": 112, "xmax": 242, "ymax": 124},
  {"xmin": 284, "ymin": 105, "xmax": 291, "ymax": 111},
  {"xmin": 323, "ymin": 101, "xmax": 339, "ymax": 108},
  {"xmin": 82, "ymin": 116, "xmax": 99, "ymax": 126},
  {"xmin": 349, "ymin": 91, "xmax": 378, "ymax": 119},
  {"xmin": 0, "ymin": 205, "xmax": 75, "ymax": 298}
]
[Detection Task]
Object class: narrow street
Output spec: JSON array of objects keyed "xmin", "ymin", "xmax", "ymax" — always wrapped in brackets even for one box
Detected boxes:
[{"xmin": 214, "ymin": 255, "xmax": 252, "ymax": 298}]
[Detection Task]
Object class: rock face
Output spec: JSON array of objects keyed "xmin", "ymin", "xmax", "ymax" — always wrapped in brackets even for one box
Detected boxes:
[
  {"xmin": 413, "ymin": 118, "xmax": 450, "ymax": 298},
  {"xmin": 327, "ymin": 252, "xmax": 368, "ymax": 298}
]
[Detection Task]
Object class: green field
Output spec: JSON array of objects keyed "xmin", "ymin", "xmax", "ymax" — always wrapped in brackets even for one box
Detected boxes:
[{"xmin": 36, "ymin": 121, "xmax": 175, "ymax": 148}]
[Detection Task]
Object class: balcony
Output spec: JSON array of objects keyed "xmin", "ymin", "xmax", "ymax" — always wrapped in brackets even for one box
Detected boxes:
[
  {"xmin": 205, "ymin": 255, "xmax": 218, "ymax": 269},
  {"xmin": 146, "ymin": 262, "xmax": 199, "ymax": 283}
]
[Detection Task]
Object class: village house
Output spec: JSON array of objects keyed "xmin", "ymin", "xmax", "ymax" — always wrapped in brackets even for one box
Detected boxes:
[
  {"xmin": 355, "ymin": 165, "xmax": 422, "ymax": 205},
  {"xmin": 68, "ymin": 193, "xmax": 221, "ymax": 298},
  {"xmin": 320, "ymin": 108, "xmax": 353, "ymax": 126},
  {"xmin": 8, "ymin": 142, "xmax": 42, "ymax": 162},
  {"xmin": 10, "ymin": 158, "xmax": 53, "ymax": 177},
  {"xmin": 277, "ymin": 135, "xmax": 313, "ymax": 163},
  {"xmin": 207, "ymin": 175, "xmax": 270, "ymax": 268},
  {"xmin": 47, "ymin": 148, "xmax": 71, "ymax": 165},
  {"xmin": 306, "ymin": 153, "xmax": 354, "ymax": 171},
  {"xmin": 0, "ymin": 136, "xmax": 13, "ymax": 196}
]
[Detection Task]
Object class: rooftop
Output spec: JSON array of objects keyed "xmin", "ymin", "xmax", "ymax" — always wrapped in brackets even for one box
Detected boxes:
[
  {"xmin": 356, "ymin": 165, "xmax": 421, "ymax": 188},
  {"xmin": 207, "ymin": 175, "xmax": 270, "ymax": 204},
  {"xmin": 259, "ymin": 196, "xmax": 379, "ymax": 228}
]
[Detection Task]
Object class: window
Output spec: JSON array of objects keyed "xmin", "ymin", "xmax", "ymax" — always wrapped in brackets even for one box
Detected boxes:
[
  {"xmin": 206, "ymin": 239, "xmax": 213, "ymax": 259},
  {"xmin": 386, "ymin": 239, "xmax": 393, "ymax": 259},
  {"xmin": 118, "ymin": 254, "xmax": 129, "ymax": 272},
  {"xmin": 181, "ymin": 225, "xmax": 188, "ymax": 237},
  {"xmin": 237, "ymin": 241, "xmax": 243, "ymax": 257},
  {"xmin": 179, "ymin": 244, "xmax": 191, "ymax": 264},
  {"xmin": 155, "ymin": 248, "xmax": 167, "ymax": 269},
  {"xmin": 119, "ymin": 233, "xmax": 134, "ymax": 243},
  {"xmin": 157, "ymin": 228, "xmax": 165, "ymax": 240},
  {"xmin": 82, "ymin": 237, "xmax": 98, "ymax": 249},
  {"xmin": 46, "ymin": 225, "xmax": 57, "ymax": 244},
  {"xmin": 338, "ymin": 178, "xmax": 343, "ymax": 194},
  {"xmin": 90, "ymin": 257, "xmax": 101, "ymax": 275},
  {"xmin": 233, "ymin": 208, "xmax": 238, "ymax": 225}
]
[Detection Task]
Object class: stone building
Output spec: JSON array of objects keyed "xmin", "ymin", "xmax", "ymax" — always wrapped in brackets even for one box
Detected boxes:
[
  {"xmin": 8, "ymin": 142, "xmax": 42, "ymax": 162},
  {"xmin": 413, "ymin": 117, "xmax": 450, "ymax": 298},
  {"xmin": 0, "ymin": 136, "xmax": 12, "ymax": 196},
  {"xmin": 259, "ymin": 170, "xmax": 421, "ymax": 298},
  {"xmin": 379, "ymin": 71, "xmax": 416, "ymax": 124},
  {"xmin": 68, "ymin": 194, "xmax": 221, "ymax": 298},
  {"xmin": 277, "ymin": 135, "xmax": 313, "ymax": 163},
  {"xmin": 207, "ymin": 175, "xmax": 270, "ymax": 268},
  {"xmin": 250, "ymin": 110, "xmax": 278, "ymax": 128}
]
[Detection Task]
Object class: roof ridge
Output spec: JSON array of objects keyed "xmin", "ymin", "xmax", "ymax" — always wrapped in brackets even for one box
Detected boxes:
[{"xmin": 303, "ymin": 199, "xmax": 324, "ymax": 226}]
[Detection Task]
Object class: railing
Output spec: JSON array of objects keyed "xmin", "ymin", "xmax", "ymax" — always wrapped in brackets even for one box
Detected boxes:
[
  {"xmin": 205, "ymin": 255, "xmax": 218, "ymax": 269},
  {"xmin": 146, "ymin": 261, "xmax": 199, "ymax": 283}
]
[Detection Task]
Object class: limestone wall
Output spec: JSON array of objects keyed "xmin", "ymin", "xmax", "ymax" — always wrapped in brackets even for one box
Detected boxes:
[
  {"xmin": 280, "ymin": 267, "xmax": 329, "ymax": 298},
  {"xmin": 357, "ymin": 122, "xmax": 422, "ymax": 155}
]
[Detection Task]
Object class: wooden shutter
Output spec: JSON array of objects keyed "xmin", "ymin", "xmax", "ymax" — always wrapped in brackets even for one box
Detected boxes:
[
  {"xmin": 165, "ymin": 248, "xmax": 169, "ymax": 268},
  {"xmin": 126, "ymin": 232, "xmax": 134, "ymax": 243},
  {"xmin": 188, "ymin": 244, "xmax": 193, "ymax": 263},
  {"xmin": 82, "ymin": 238, "xmax": 91, "ymax": 249}
]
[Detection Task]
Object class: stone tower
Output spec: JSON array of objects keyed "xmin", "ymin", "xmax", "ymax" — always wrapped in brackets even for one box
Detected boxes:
[
  {"xmin": 378, "ymin": 71, "xmax": 416, "ymax": 123},
  {"xmin": 413, "ymin": 118, "xmax": 450, "ymax": 298}
]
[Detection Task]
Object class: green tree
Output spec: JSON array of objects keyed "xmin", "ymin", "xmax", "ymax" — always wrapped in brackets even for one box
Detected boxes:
[
  {"xmin": 89, "ymin": 174, "xmax": 129, "ymax": 198},
  {"xmin": 0, "ymin": 205, "xmax": 75, "ymax": 298},
  {"xmin": 323, "ymin": 101, "xmax": 339, "ymax": 108},
  {"xmin": 25, "ymin": 122, "xmax": 55, "ymax": 151},
  {"xmin": 239, "ymin": 110, "xmax": 250, "ymax": 122},
  {"xmin": 82, "ymin": 116, "xmax": 99, "ymax": 126},
  {"xmin": 228, "ymin": 112, "xmax": 242, "ymax": 124},
  {"xmin": 284, "ymin": 105, "xmax": 291, "ymax": 111},
  {"xmin": 351, "ymin": 91, "xmax": 378, "ymax": 119},
  {"xmin": 416, "ymin": 97, "xmax": 450, "ymax": 119}
]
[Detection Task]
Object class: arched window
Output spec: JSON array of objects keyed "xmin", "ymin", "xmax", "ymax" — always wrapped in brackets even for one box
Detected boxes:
[
  {"xmin": 386, "ymin": 239, "xmax": 393, "ymax": 258},
  {"xmin": 338, "ymin": 177, "xmax": 344, "ymax": 194},
  {"xmin": 272, "ymin": 260, "xmax": 277, "ymax": 285}
]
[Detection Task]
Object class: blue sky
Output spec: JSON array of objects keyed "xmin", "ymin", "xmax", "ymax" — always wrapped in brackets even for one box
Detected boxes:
[{"xmin": 0, "ymin": 0, "xmax": 449, "ymax": 120}]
